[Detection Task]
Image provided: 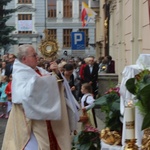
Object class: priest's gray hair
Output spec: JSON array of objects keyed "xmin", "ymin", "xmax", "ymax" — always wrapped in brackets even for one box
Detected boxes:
[{"xmin": 17, "ymin": 44, "xmax": 33, "ymax": 61}]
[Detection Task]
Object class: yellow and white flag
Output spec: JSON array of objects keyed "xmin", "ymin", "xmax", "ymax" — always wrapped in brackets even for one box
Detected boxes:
[{"xmin": 81, "ymin": 2, "xmax": 97, "ymax": 27}]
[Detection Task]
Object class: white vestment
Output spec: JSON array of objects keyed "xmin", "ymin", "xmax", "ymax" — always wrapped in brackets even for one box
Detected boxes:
[{"xmin": 12, "ymin": 59, "xmax": 61, "ymax": 120}]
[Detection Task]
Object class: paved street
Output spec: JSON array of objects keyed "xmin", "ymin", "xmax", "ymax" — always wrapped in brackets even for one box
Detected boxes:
[{"xmin": 0, "ymin": 118, "xmax": 7, "ymax": 149}]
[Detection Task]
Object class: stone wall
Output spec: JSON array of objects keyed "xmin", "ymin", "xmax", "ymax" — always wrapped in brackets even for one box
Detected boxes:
[{"xmin": 98, "ymin": 73, "xmax": 118, "ymax": 96}]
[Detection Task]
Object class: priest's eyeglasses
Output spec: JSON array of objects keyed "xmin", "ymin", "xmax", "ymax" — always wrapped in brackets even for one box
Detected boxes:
[{"xmin": 27, "ymin": 53, "xmax": 38, "ymax": 58}]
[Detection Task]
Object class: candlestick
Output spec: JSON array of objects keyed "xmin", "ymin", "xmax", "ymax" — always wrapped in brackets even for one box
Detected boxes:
[{"xmin": 124, "ymin": 139, "xmax": 138, "ymax": 150}]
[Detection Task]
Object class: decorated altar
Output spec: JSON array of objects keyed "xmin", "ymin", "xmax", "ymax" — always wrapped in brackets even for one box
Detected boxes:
[
  {"xmin": 101, "ymin": 54, "xmax": 150, "ymax": 149},
  {"xmin": 120, "ymin": 54, "xmax": 150, "ymax": 149},
  {"xmin": 72, "ymin": 54, "xmax": 150, "ymax": 150}
]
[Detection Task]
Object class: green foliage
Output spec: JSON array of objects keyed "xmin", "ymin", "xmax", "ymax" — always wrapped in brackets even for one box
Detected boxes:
[
  {"xmin": 72, "ymin": 87, "xmax": 122, "ymax": 149},
  {"xmin": 125, "ymin": 78, "xmax": 136, "ymax": 95},
  {"xmin": 94, "ymin": 88, "xmax": 122, "ymax": 132},
  {"xmin": 0, "ymin": 0, "xmax": 13, "ymax": 5},
  {"xmin": 0, "ymin": 0, "xmax": 17, "ymax": 53},
  {"xmin": 125, "ymin": 70, "xmax": 150, "ymax": 130}
]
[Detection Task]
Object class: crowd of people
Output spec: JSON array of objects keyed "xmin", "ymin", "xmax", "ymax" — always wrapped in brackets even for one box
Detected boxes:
[
  {"xmin": 0, "ymin": 44, "xmax": 115, "ymax": 150},
  {"xmin": 36, "ymin": 54, "xmax": 115, "ymax": 100},
  {"xmin": 0, "ymin": 53, "xmax": 16, "ymax": 119}
]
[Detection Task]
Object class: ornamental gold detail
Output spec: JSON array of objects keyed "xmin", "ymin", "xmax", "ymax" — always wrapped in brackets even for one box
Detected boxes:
[
  {"xmin": 100, "ymin": 128, "xmax": 121, "ymax": 145},
  {"xmin": 141, "ymin": 127, "xmax": 150, "ymax": 150},
  {"xmin": 39, "ymin": 29, "xmax": 59, "ymax": 60}
]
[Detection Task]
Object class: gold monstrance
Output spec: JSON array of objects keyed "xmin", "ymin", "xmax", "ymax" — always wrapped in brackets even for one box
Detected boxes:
[
  {"xmin": 39, "ymin": 29, "xmax": 59, "ymax": 61},
  {"xmin": 39, "ymin": 29, "xmax": 62, "ymax": 82}
]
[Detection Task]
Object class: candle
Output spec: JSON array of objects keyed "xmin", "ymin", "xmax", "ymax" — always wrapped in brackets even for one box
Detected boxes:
[{"xmin": 124, "ymin": 104, "xmax": 135, "ymax": 139}]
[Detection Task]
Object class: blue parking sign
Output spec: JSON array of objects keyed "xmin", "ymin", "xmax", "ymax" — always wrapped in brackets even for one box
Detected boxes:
[{"xmin": 71, "ymin": 32, "xmax": 85, "ymax": 50}]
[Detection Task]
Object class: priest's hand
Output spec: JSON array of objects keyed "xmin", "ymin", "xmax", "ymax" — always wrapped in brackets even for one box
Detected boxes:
[{"xmin": 50, "ymin": 61, "xmax": 59, "ymax": 74}]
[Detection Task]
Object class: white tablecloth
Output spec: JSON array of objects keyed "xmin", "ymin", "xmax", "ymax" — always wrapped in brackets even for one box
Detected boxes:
[{"xmin": 136, "ymin": 54, "xmax": 150, "ymax": 69}]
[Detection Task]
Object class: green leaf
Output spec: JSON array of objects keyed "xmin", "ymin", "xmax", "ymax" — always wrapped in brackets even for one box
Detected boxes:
[
  {"xmin": 138, "ymin": 84, "xmax": 150, "ymax": 112},
  {"xmin": 94, "ymin": 95, "xmax": 108, "ymax": 106},
  {"xmin": 125, "ymin": 78, "xmax": 136, "ymax": 94},
  {"xmin": 143, "ymin": 75, "xmax": 150, "ymax": 84},
  {"xmin": 142, "ymin": 112, "xmax": 150, "ymax": 130},
  {"xmin": 135, "ymin": 101, "xmax": 145, "ymax": 115},
  {"xmin": 140, "ymin": 84, "xmax": 150, "ymax": 99},
  {"xmin": 111, "ymin": 98, "xmax": 120, "ymax": 111},
  {"xmin": 80, "ymin": 143, "xmax": 91, "ymax": 150}
]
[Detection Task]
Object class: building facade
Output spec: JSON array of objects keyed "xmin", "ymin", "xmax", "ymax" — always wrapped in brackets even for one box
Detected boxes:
[
  {"xmin": 6, "ymin": 0, "xmax": 99, "ymax": 58},
  {"xmin": 97, "ymin": 0, "xmax": 150, "ymax": 82}
]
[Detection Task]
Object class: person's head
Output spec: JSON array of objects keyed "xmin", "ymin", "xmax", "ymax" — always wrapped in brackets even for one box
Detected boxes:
[
  {"xmin": 102, "ymin": 59, "xmax": 107, "ymax": 64},
  {"xmin": 17, "ymin": 44, "xmax": 38, "ymax": 69},
  {"xmin": 9, "ymin": 74, "xmax": 12, "ymax": 81},
  {"xmin": 58, "ymin": 61, "xmax": 67, "ymax": 72},
  {"xmin": 99, "ymin": 56, "xmax": 104, "ymax": 63},
  {"xmin": 63, "ymin": 63, "xmax": 74, "ymax": 77},
  {"xmin": 84, "ymin": 57, "xmax": 90, "ymax": 64},
  {"xmin": 81, "ymin": 83, "xmax": 92, "ymax": 94},
  {"xmin": 8, "ymin": 54, "xmax": 16, "ymax": 64},
  {"xmin": 87, "ymin": 56, "xmax": 95, "ymax": 65},
  {"xmin": 1, "ymin": 61, "xmax": 6, "ymax": 69},
  {"xmin": 3, "ymin": 55, "xmax": 9, "ymax": 62},
  {"xmin": 1, "ymin": 75, "xmax": 8, "ymax": 83},
  {"xmin": 104, "ymin": 55, "xmax": 112, "ymax": 63}
]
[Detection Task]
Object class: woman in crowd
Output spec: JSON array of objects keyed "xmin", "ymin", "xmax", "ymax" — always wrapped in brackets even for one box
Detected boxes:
[
  {"xmin": 1, "ymin": 61, "xmax": 7, "ymax": 76},
  {"xmin": 63, "ymin": 63, "xmax": 77, "ymax": 99}
]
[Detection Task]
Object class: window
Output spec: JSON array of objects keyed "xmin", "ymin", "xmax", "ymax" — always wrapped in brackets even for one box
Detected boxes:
[
  {"xmin": 64, "ymin": 0, "xmax": 72, "ymax": 18},
  {"xmin": 63, "ymin": 29, "xmax": 72, "ymax": 48},
  {"xmin": 47, "ymin": 29, "xmax": 57, "ymax": 39},
  {"xmin": 79, "ymin": 29, "xmax": 89, "ymax": 47},
  {"xmin": 18, "ymin": 0, "xmax": 32, "ymax": 3},
  {"xmin": 18, "ymin": 14, "xmax": 32, "ymax": 34},
  {"xmin": 48, "ymin": 0, "xmax": 56, "ymax": 18}
]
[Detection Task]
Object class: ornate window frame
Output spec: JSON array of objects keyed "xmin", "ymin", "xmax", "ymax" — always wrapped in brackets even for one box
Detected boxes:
[{"xmin": 14, "ymin": 0, "xmax": 37, "ymax": 34}]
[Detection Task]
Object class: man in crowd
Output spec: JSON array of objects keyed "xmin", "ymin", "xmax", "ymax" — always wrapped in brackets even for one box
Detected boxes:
[
  {"xmin": 84, "ymin": 56, "xmax": 99, "ymax": 99},
  {"xmin": 5, "ymin": 54, "xmax": 16, "ymax": 77},
  {"xmin": 2, "ymin": 44, "xmax": 79, "ymax": 150}
]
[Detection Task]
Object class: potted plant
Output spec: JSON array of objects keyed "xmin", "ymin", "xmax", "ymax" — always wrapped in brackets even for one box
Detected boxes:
[
  {"xmin": 72, "ymin": 125, "xmax": 100, "ymax": 150},
  {"xmin": 94, "ymin": 87, "xmax": 122, "ymax": 133}
]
